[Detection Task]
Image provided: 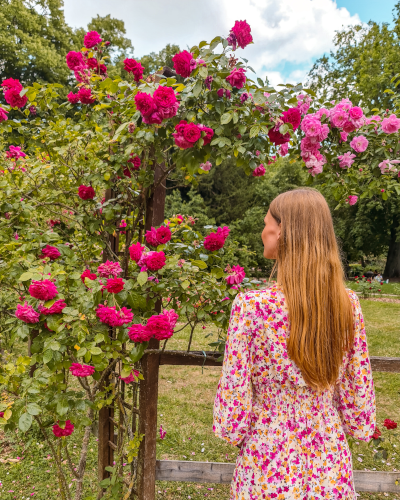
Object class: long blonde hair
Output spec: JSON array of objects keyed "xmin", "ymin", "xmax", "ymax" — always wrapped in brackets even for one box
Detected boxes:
[{"xmin": 269, "ymin": 188, "xmax": 354, "ymax": 390}]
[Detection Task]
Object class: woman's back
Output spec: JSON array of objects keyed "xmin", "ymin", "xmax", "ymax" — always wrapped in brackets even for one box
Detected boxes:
[{"xmin": 213, "ymin": 285, "xmax": 376, "ymax": 500}]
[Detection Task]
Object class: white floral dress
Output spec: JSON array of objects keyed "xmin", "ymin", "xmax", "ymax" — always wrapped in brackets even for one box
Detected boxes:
[{"xmin": 213, "ymin": 285, "xmax": 376, "ymax": 500}]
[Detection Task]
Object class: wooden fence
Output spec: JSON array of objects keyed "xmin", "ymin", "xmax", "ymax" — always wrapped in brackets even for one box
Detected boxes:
[{"xmin": 132, "ymin": 350, "xmax": 400, "ymax": 498}]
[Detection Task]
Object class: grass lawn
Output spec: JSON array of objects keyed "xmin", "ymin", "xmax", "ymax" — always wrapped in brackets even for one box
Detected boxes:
[{"xmin": 0, "ymin": 298, "xmax": 399, "ymax": 499}]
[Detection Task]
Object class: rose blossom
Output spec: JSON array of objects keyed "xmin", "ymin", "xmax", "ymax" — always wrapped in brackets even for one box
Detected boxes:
[
  {"xmin": 77, "ymin": 88, "xmax": 95, "ymax": 105},
  {"xmin": 120, "ymin": 369, "xmax": 140, "ymax": 383},
  {"xmin": 78, "ymin": 185, "xmax": 95, "ymax": 200},
  {"xmin": 229, "ymin": 20, "xmax": 253, "ymax": 49},
  {"xmin": 204, "ymin": 226, "xmax": 230, "ymax": 251},
  {"xmin": 81, "ymin": 269, "xmax": 97, "ymax": 284},
  {"xmin": 296, "ymin": 94, "xmax": 312, "ymax": 115},
  {"xmin": 52, "ymin": 420, "xmax": 74, "ymax": 437},
  {"xmin": 6, "ymin": 146, "xmax": 26, "ymax": 159},
  {"xmin": 29, "ymin": 280, "xmax": 58, "ymax": 300},
  {"xmin": 156, "ymin": 226, "xmax": 172, "ymax": 244},
  {"xmin": 134, "ymin": 92, "xmax": 156, "ymax": 117},
  {"xmin": 15, "ymin": 302, "xmax": 40, "ymax": 323},
  {"xmin": 200, "ymin": 161, "xmax": 212, "ymax": 171},
  {"xmin": 279, "ymin": 143, "xmax": 289, "ymax": 156},
  {"xmin": 225, "ymin": 265, "xmax": 245, "ymax": 285},
  {"xmin": 39, "ymin": 300, "xmax": 67, "ymax": 315},
  {"xmin": 96, "ymin": 304, "xmax": 133, "ymax": 326},
  {"xmin": 128, "ymin": 324, "xmax": 153, "ymax": 343},
  {"xmin": 128, "ymin": 155, "xmax": 141, "ymax": 170},
  {"xmin": 381, "ymin": 114, "xmax": 400, "ymax": 134},
  {"xmin": 129, "ymin": 242, "xmax": 144, "ymax": 263},
  {"xmin": 268, "ymin": 127, "xmax": 290, "ymax": 146},
  {"xmin": 84, "ymin": 31, "xmax": 102, "ymax": 49},
  {"xmin": 252, "ymin": 164, "xmax": 265, "ymax": 177},
  {"xmin": 372, "ymin": 427, "xmax": 381, "ymax": 439},
  {"xmin": 348, "ymin": 195, "xmax": 358, "ymax": 206},
  {"xmin": 39, "ymin": 245, "xmax": 61, "ymax": 260},
  {"xmin": 350, "ymin": 135, "xmax": 368, "ymax": 153},
  {"xmin": 349, "ymin": 106, "xmax": 363, "ymax": 120},
  {"xmin": 97, "ymin": 260, "xmax": 123, "ymax": 278},
  {"xmin": 143, "ymin": 251, "xmax": 166, "ymax": 271},
  {"xmin": 145, "ymin": 227, "xmax": 159, "ymax": 246},
  {"xmin": 146, "ymin": 314, "xmax": 174, "ymax": 341},
  {"xmin": 379, "ymin": 159, "xmax": 400, "ymax": 174},
  {"xmin": 123, "ymin": 58, "xmax": 144, "ymax": 82},
  {"xmin": 338, "ymin": 152, "xmax": 356, "ymax": 169},
  {"xmin": 383, "ymin": 419, "xmax": 397, "ymax": 430},
  {"xmin": 66, "ymin": 51, "xmax": 84, "ymax": 70},
  {"xmin": 105, "ymin": 277, "xmax": 124, "ymax": 294},
  {"xmin": 70, "ymin": 363, "xmax": 95, "ymax": 377},
  {"xmin": 204, "ymin": 76, "xmax": 213, "ymax": 90},
  {"xmin": 183, "ymin": 123, "xmax": 201, "ymax": 143},
  {"xmin": 198, "ymin": 125, "xmax": 214, "ymax": 145},
  {"xmin": 340, "ymin": 132, "xmax": 348, "ymax": 142},
  {"xmin": 153, "ymin": 86, "xmax": 177, "ymax": 108},
  {"xmin": 226, "ymin": 67, "xmax": 246, "ymax": 89},
  {"xmin": 282, "ymin": 108, "xmax": 301, "ymax": 131},
  {"xmin": 4, "ymin": 87, "xmax": 27, "ymax": 108},
  {"xmin": 1, "ymin": 78, "xmax": 22, "ymax": 90},
  {"xmin": 172, "ymin": 50, "xmax": 194, "ymax": 78},
  {"xmin": 67, "ymin": 92, "xmax": 80, "ymax": 104},
  {"xmin": 0, "ymin": 107, "xmax": 8, "ymax": 122}
]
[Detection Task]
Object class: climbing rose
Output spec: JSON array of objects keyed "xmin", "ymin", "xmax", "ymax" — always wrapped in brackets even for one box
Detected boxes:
[
  {"xmin": 229, "ymin": 20, "xmax": 253, "ymax": 50},
  {"xmin": 350, "ymin": 135, "xmax": 368, "ymax": 153},
  {"xmin": 81, "ymin": 269, "xmax": 97, "ymax": 284},
  {"xmin": 204, "ymin": 226, "xmax": 230, "ymax": 251},
  {"xmin": 0, "ymin": 108, "xmax": 8, "ymax": 122},
  {"xmin": 134, "ymin": 92, "xmax": 156, "ymax": 116},
  {"xmin": 198, "ymin": 125, "xmax": 214, "ymax": 145},
  {"xmin": 39, "ymin": 245, "xmax": 61, "ymax": 260},
  {"xmin": 84, "ymin": 31, "xmax": 102, "ymax": 48},
  {"xmin": 97, "ymin": 260, "xmax": 123, "ymax": 278},
  {"xmin": 282, "ymin": 108, "xmax": 301, "ymax": 131},
  {"xmin": 69, "ymin": 363, "xmax": 95, "ymax": 377},
  {"xmin": 1, "ymin": 78, "xmax": 22, "ymax": 90},
  {"xmin": 183, "ymin": 123, "xmax": 201, "ymax": 143},
  {"xmin": 338, "ymin": 152, "xmax": 356, "ymax": 169},
  {"xmin": 156, "ymin": 226, "xmax": 172, "ymax": 244},
  {"xmin": 6, "ymin": 146, "xmax": 26, "ymax": 159},
  {"xmin": 268, "ymin": 127, "xmax": 290, "ymax": 146},
  {"xmin": 340, "ymin": 132, "xmax": 348, "ymax": 142},
  {"xmin": 153, "ymin": 86, "xmax": 177, "ymax": 108},
  {"xmin": 146, "ymin": 314, "xmax": 174, "ymax": 340},
  {"xmin": 145, "ymin": 227, "xmax": 159, "ymax": 246},
  {"xmin": 66, "ymin": 51, "xmax": 84, "ymax": 70},
  {"xmin": 0, "ymin": 412, "xmax": 4, "ymax": 418},
  {"xmin": 252, "ymin": 164, "xmax": 265, "ymax": 177},
  {"xmin": 4, "ymin": 87, "xmax": 27, "ymax": 108},
  {"xmin": 383, "ymin": 419, "xmax": 398, "ymax": 430},
  {"xmin": 120, "ymin": 369, "xmax": 140, "ymax": 383},
  {"xmin": 123, "ymin": 58, "xmax": 144, "ymax": 82},
  {"xmin": 349, "ymin": 106, "xmax": 363, "ymax": 120},
  {"xmin": 15, "ymin": 302, "xmax": 40, "ymax": 323},
  {"xmin": 144, "ymin": 251, "xmax": 166, "ymax": 271},
  {"xmin": 128, "ymin": 155, "xmax": 141, "ymax": 170},
  {"xmin": 96, "ymin": 304, "xmax": 133, "ymax": 327},
  {"xmin": 172, "ymin": 120, "xmax": 192, "ymax": 149},
  {"xmin": 172, "ymin": 50, "xmax": 194, "ymax": 78},
  {"xmin": 39, "ymin": 300, "xmax": 67, "ymax": 315},
  {"xmin": 348, "ymin": 195, "xmax": 358, "ymax": 206},
  {"xmin": 105, "ymin": 277, "xmax": 124, "ymax": 294},
  {"xmin": 129, "ymin": 242, "xmax": 144, "ymax": 263},
  {"xmin": 204, "ymin": 75, "xmax": 213, "ymax": 89},
  {"xmin": 200, "ymin": 161, "xmax": 212, "ymax": 171},
  {"xmin": 372, "ymin": 427, "xmax": 381, "ymax": 439},
  {"xmin": 29, "ymin": 280, "xmax": 58, "ymax": 300},
  {"xmin": 128, "ymin": 324, "xmax": 153, "ymax": 343},
  {"xmin": 226, "ymin": 67, "xmax": 246, "ymax": 89},
  {"xmin": 381, "ymin": 114, "xmax": 400, "ymax": 134},
  {"xmin": 77, "ymin": 87, "xmax": 95, "ymax": 104},
  {"xmin": 78, "ymin": 185, "xmax": 96, "ymax": 200},
  {"xmin": 67, "ymin": 92, "xmax": 80, "ymax": 104},
  {"xmin": 52, "ymin": 420, "xmax": 74, "ymax": 437},
  {"xmin": 225, "ymin": 265, "xmax": 245, "ymax": 285}
]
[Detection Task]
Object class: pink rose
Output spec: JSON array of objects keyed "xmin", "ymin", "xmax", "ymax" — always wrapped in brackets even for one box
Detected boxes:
[
  {"xmin": 84, "ymin": 31, "xmax": 102, "ymax": 49},
  {"xmin": 204, "ymin": 226, "xmax": 230, "ymax": 251},
  {"xmin": 252, "ymin": 164, "xmax": 265, "ymax": 177},
  {"xmin": 225, "ymin": 265, "xmax": 245, "ymax": 285},
  {"xmin": 39, "ymin": 300, "xmax": 67, "ymax": 315},
  {"xmin": 81, "ymin": 269, "xmax": 97, "ymax": 284},
  {"xmin": 39, "ymin": 245, "xmax": 61, "ymax": 261},
  {"xmin": 66, "ymin": 51, "xmax": 84, "ymax": 70},
  {"xmin": 282, "ymin": 108, "xmax": 301, "ymax": 131},
  {"xmin": 183, "ymin": 123, "xmax": 201, "ymax": 143},
  {"xmin": 153, "ymin": 86, "xmax": 177, "ymax": 108},
  {"xmin": 172, "ymin": 50, "xmax": 194, "ymax": 78},
  {"xmin": 123, "ymin": 58, "xmax": 144, "ymax": 82},
  {"xmin": 381, "ymin": 114, "xmax": 400, "ymax": 134},
  {"xmin": 330, "ymin": 109, "xmax": 348, "ymax": 129},
  {"xmin": 200, "ymin": 161, "xmax": 212, "ymax": 171},
  {"xmin": 96, "ymin": 304, "xmax": 133, "ymax": 327},
  {"xmin": 144, "ymin": 251, "xmax": 166, "ymax": 271},
  {"xmin": 348, "ymin": 195, "xmax": 358, "ymax": 206},
  {"xmin": 142, "ymin": 110, "xmax": 163, "ymax": 125},
  {"xmin": 226, "ymin": 67, "xmax": 246, "ymax": 89},
  {"xmin": 229, "ymin": 20, "xmax": 253, "ymax": 50},
  {"xmin": 97, "ymin": 260, "xmax": 123, "ymax": 278},
  {"xmin": 15, "ymin": 302, "xmax": 40, "ymax": 324},
  {"xmin": 340, "ymin": 131, "xmax": 348, "ymax": 142},
  {"xmin": 198, "ymin": 125, "xmax": 214, "ymax": 145},
  {"xmin": 156, "ymin": 226, "xmax": 172, "ymax": 244},
  {"xmin": 77, "ymin": 88, "xmax": 95, "ymax": 105},
  {"xmin": 105, "ymin": 277, "xmax": 124, "ymax": 294},
  {"xmin": 145, "ymin": 227, "xmax": 159, "ymax": 247},
  {"xmin": 338, "ymin": 152, "xmax": 356, "ymax": 169},
  {"xmin": 134, "ymin": 92, "xmax": 156, "ymax": 116},
  {"xmin": 52, "ymin": 420, "xmax": 74, "ymax": 437},
  {"xmin": 350, "ymin": 135, "xmax": 368, "ymax": 153},
  {"xmin": 129, "ymin": 242, "xmax": 144, "ymax": 263},
  {"xmin": 119, "ymin": 369, "xmax": 140, "ymax": 384},
  {"xmin": 29, "ymin": 279, "xmax": 58, "ymax": 300},
  {"xmin": 78, "ymin": 185, "xmax": 95, "ymax": 200},
  {"xmin": 4, "ymin": 87, "xmax": 27, "ymax": 108},
  {"xmin": 6, "ymin": 146, "xmax": 26, "ymax": 159},
  {"xmin": 268, "ymin": 127, "xmax": 290, "ymax": 146},
  {"xmin": 349, "ymin": 107, "xmax": 363, "ymax": 120},
  {"xmin": 67, "ymin": 92, "xmax": 80, "ymax": 104},
  {"xmin": 128, "ymin": 324, "xmax": 153, "ymax": 343},
  {"xmin": 70, "ymin": 363, "xmax": 95, "ymax": 377},
  {"xmin": 0, "ymin": 107, "xmax": 8, "ymax": 122}
]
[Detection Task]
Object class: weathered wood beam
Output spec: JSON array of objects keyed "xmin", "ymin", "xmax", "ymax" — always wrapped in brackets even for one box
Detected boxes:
[{"xmin": 155, "ymin": 460, "xmax": 400, "ymax": 492}]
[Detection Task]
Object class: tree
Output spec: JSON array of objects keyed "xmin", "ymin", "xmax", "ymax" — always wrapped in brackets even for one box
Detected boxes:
[{"xmin": 140, "ymin": 44, "xmax": 181, "ymax": 76}]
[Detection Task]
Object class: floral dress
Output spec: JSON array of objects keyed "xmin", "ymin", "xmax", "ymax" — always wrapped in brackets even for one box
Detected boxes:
[{"xmin": 213, "ymin": 285, "xmax": 376, "ymax": 500}]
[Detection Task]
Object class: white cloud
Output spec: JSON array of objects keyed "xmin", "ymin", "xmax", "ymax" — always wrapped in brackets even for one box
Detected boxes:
[{"xmin": 63, "ymin": 0, "xmax": 361, "ymax": 84}]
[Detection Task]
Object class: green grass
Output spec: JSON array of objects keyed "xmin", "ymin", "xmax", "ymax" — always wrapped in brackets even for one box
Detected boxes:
[
  {"xmin": 1, "ymin": 299, "xmax": 400, "ymax": 499},
  {"xmin": 347, "ymin": 281, "xmax": 400, "ymax": 296}
]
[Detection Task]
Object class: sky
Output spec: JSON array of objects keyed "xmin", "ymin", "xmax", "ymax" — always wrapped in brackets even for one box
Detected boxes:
[{"xmin": 63, "ymin": 0, "xmax": 397, "ymax": 87}]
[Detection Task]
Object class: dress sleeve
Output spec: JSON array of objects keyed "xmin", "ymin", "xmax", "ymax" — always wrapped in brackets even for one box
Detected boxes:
[
  {"xmin": 213, "ymin": 293, "xmax": 253, "ymax": 446},
  {"xmin": 333, "ymin": 292, "xmax": 376, "ymax": 441}
]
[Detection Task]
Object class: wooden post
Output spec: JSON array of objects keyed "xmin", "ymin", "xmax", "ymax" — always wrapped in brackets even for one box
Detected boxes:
[
  {"xmin": 137, "ymin": 163, "xmax": 166, "ymax": 500},
  {"xmin": 98, "ymin": 188, "xmax": 119, "ymax": 488}
]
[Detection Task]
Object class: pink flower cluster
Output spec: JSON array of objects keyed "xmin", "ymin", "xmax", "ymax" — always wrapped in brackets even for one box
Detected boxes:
[
  {"xmin": 329, "ymin": 99, "xmax": 365, "ymax": 134},
  {"xmin": 378, "ymin": 159, "xmax": 400, "ymax": 175},
  {"xmin": 97, "ymin": 260, "xmax": 123, "ymax": 278},
  {"xmin": 6, "ymin": 146, "xmax": 26, "ymax": 159},
  {"xmin": 39, "ymin": 300, "xmax": 67, "ymax": 315},
  {"xmin": 96, "ymin": 304, "xmax": 133, "ymax": 326},
  {"xmin": 78, "ymin": 185, "xmax": 96, "ymax": 200},
  {"xmin": 296, "ymin": 94, "xmax": 312, "ymax": 115},
  {"xmin": 252, "ymin": 164, "xmax": 265, "ymax": 177},
  {"xmin": 337, "ymin": 152, "xmax": 356, "ymax": 169},
  {"xmin": 172, "ymin": 120, "xmax": 214, "ymax": 149},
  {"xmin": 52, "ymin": 420, "xmax": 74, "ymax": 438},
  {"xmin": 145, "ymin": 225, "xmax": 172, "ymax": 246},
  {"xmin": 381, "ymin": 114, "xmax": 400, "ymax": 134},
  {"xmin": 129, "ymin": 242, "xmax": 145, "ymax": 263},
  {"xmin": 204, "ymin": 226, "xmax": 230, "ymax": 251},
  {"xmin": 226, "ymin": 67, "xmax": 246, "ymax": 89},
  {"xmin": 69, "ymin": 363, "xmax": 95, "ymax": 377},
  {"xmin": 172, "ymin": 50, "xmax": 197, "ymax": 78},
  {"xmin": 68, "ymin": 88, "xmax": 95, "ymax": 105},
  {"xmin": 128, "ymin": 309, "xmax": 179, "ymax": 343},
  {"xmin": 137, "ymin": 251, "xmax": 166, "ymax": 272},
  {"xmin": 84, "ymin": 31, "xmax": 102, "ymax": 49},
  {"xmin": 268, "ymin": 108, "xmax": 301, "ymax": 146},
  {"xmin": 29, "ymin": 280, "xmax": 58, "ymax": 301},
  {"xmin": 348, "ymin": 195, "xmax": 358, "ymax": 206},
  {"xmin": 227, "ymin": 20, "xmax": 253, "ymax": 50},
  {"xmin": 81, "ymin": 269, "xmax": 97, "ymax": 284},
  {"xmin": 217, "ymin": 88, "xmax": 231, "ymax": 99},
  {"xmin": 300, "ymin": 110, "xmax": 330, "ymax": 176},
  {"xmin": 225, "ymin": 265, "xmax": 245, "ymax": 285},
  {"xmin": 123, "ymin": 58, "xmax": 144, "ymax": 82},
  {"xmin": 0, "ymin": 107, "xmax": 9, "ymax": 122},
  {"xmin": 1, "ymin": 78, "xmax": 27, "ymax": 108},
  {"xmin": 105, "ymin": 277, "xmax": 124, "ymax": 294},
  {"xmin": 134, "ymin": 86, "xmax": 179, "ymax": 125},
  {"xmin": 15, "ymin": 302, "xmax": 40, "ymax": 323},
  {"xmin": 39, "ymin": 245, "xmax": 61, "ymax": 260},
  {"xmin": 120, "ymin": 368, "xmax": 140, "ymax": 384}
]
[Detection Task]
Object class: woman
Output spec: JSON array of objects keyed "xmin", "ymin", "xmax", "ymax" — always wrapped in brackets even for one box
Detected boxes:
[{"xmin": 213, "ymin": 189, "xmax": 376, "ymax": 500}]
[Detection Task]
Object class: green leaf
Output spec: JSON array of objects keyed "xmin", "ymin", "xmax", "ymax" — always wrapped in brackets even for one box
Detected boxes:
[
  {"xmin": 181, "ymin": 280, "xmax": 190, "ymax": 289},
  {"xmin": 130, "ymin": 342, "xmax": 147, "ymax": 362},
  {"xmin": 199, "ymin": 66, "xmax": 208, "ymax": 79},
  {"xmin": 90, "ymin": 347, "xmax": 102, "ymax": 355},
  {"xmin": 190, "ymin": 259, "xmax": 208, "ymax": 269},
  {"xmin": 57, "ymin": 398, "xmax": 69, "ymax": 416},
  {"xmin": 279, "ymin": 124, "xmax": 289, "ymax": 135},
  {"xmin": 27, "ymin": 403, "xmax": 42, "ymax": 416},
  {"xmin": 43, "ymin": 350, "xmax": 53, "ymax": 364},
  {"xmin": 137, "ymin": 272, "xmax": 148, "ymax": 286},
  {"xmin": 19, "ymin": 272, "xmax": 34, "ymax": 282},
  {"xmin": 94, "ymin": 334, "xmax": 104, "ymax": 343},
  {"xmin": 192, "ymin": 80, "xmax": 203, "ymax": 97},
  {"xmin": 211, "ymin": 267, "xmax": 224, "ymax": 279},
  {"xmin": 19, "ymin": 413, "xmax": 33, "ymax": 432},
  {"xmin": 76, "ymin": 347, "xmax": 87, "ymax": 358},
  {"xmin": 220, "ymin": 112, "xmax": 232, "ymax": 125},
  {"xmin": 249, "ymin": 125, "xmax": 260, "ymax": 138}
]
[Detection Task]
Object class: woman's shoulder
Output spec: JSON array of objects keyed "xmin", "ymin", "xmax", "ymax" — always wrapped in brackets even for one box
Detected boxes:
[
  {"xmin": 235, "ymin": 283, "xmax": 286, "ymax": 309},
  {"xmin": 346, "ymin": 288, "xmax": 362, "ymax": 310}
]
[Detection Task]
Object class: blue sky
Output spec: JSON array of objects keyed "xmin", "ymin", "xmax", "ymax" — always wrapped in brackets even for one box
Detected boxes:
[{"xmin": 64, "ymin": 0, "xmax": 397, "ymax": 87}]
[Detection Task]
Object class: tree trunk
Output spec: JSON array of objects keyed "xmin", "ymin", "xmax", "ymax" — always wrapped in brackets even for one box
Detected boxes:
[{"xmin": 383, "ymin": 219, "xmax": 400, "ymax": 280}]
